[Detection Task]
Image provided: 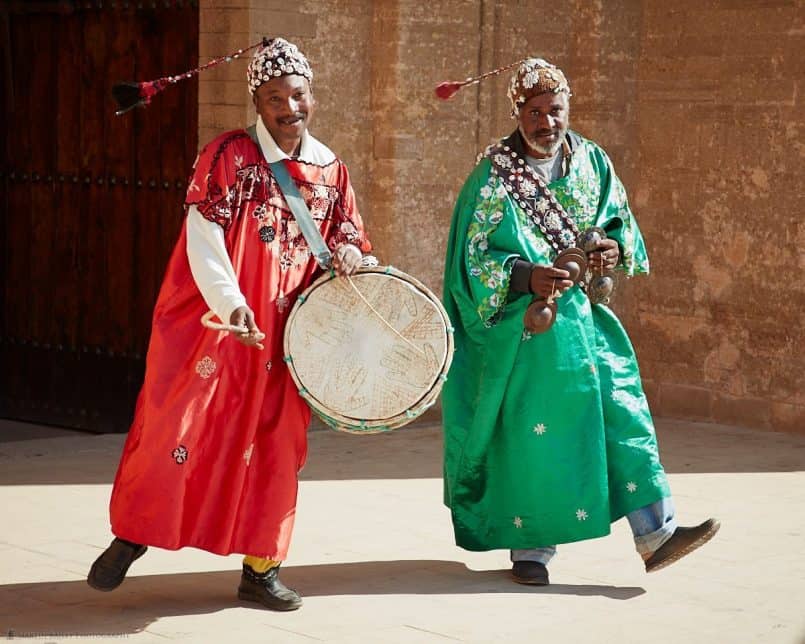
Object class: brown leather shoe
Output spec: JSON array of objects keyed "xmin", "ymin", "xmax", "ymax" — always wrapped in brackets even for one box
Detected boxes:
[
  {"xmin": 645, "ymin": 518, "xmax": 720, "ymax": 573},
  {"xmin": 511, "ymin": 561, "xmax": 550, "ymax": 585},
  {"xmin": 238, "ymin": 564, "xmax": 302, "ymax": 611},
  {"xmin": 87, "ymin": 537, "xmax": 147, "ymax": 591}
]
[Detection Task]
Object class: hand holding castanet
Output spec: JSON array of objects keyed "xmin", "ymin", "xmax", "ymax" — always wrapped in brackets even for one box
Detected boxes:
[
  {"xmin": 524, "ymin": 247, "xmax": 587, "ymax": 334},
  {"xmin": 578, "ymin": 227, "xmax": 616, "ymax": 305}
]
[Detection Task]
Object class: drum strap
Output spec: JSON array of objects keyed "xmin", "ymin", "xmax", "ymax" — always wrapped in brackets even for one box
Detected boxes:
[
  {"xmin": 246, "ymin": 125, "xmax": 333, "ymax": 269},
  {"xmin": 269, "ymin": 160, "xmax": 333, "ymax": 269}
]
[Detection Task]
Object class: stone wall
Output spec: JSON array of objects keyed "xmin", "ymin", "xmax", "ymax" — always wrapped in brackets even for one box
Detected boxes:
[{"xmin": 199, "ymin": 0, "xmax": 804, "ymax": 433}]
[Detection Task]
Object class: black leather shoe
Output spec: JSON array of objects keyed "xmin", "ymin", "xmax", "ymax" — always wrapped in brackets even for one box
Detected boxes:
[
  {"xmin": 511, "ymin": 560, "xmax": 550, "ymax": 585},
  {"xmin": 87, "ymin": 538, "xmax": 147, "ymax": 591},
  {"xmin": 238, "ymin": 564, "xmax": 302, "ymax": 611},
  {"xmin": 645, "ymin": 518, "xmax": 720, "ymax": 573}
]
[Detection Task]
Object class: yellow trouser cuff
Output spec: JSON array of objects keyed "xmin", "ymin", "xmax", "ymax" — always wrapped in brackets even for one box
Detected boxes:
[{"xmin": 243, "ymin": 555, "xmax": 280, "ymax": 573}]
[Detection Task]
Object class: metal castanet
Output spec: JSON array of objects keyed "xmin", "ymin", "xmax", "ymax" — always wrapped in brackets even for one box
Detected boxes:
[
  {"xmin": 523, "ymin": 247, "xmax": 587, "ymax": 334},
  {"xmin": 577, "ymin": 226, "xmax": 615, "ymax": 305}
]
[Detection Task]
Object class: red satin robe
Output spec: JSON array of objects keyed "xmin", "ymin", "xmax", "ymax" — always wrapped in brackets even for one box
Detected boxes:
[{"xmin": 109, "ymin": 130, "xmax": 371, "ymax": 559}]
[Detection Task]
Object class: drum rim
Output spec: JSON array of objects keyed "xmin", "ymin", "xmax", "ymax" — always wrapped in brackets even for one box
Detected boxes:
[{"xmin": 283, "ymin": 266, "xmax": 454, "ymax": 433}]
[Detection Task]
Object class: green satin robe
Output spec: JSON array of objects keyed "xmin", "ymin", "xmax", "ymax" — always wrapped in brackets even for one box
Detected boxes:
[{"xmin": 442, "ymin": 131, "xmax": 671, "ymax": 551}]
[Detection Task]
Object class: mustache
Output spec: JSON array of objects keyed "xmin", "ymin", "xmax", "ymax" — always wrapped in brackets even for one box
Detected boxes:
[{"xmin": 518, "ymin": 124, "xmax": 565, "ymax": 152}]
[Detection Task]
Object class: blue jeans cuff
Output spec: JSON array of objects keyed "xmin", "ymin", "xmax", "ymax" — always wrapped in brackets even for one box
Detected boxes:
[
  {"xmin": 510, "ymin": 547, "xmax": 557, "ymax": 565},
  {"xmin": 627, "ymin": 497, "xmax": 677, "ymax": 554}
]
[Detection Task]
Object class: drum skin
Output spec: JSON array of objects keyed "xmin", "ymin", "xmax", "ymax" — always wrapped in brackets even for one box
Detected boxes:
[{"xmin": 283, "ymin": 266, "xmax": 454, "ymax": 434}]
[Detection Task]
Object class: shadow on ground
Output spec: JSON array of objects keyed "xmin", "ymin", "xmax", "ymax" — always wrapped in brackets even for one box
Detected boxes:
[
  {"xmin": 0, "ymin": 560, "xmax": 644, "ymax": 637},
  {"xmin": 1, "ymin": 418, "xmax": 804, "ymax": 487}
]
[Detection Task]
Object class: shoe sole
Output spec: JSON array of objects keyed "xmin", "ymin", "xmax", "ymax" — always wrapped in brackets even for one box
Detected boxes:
[
  {"xmin": 511, "ymin": 574, "xmax": 550, "ymax": 586},
  {"xmin": 237, "ymin": 590, "xmax": 302, "ymax": 611},
  {"xmin": 646, "ymin": 520, "xmax": 721, "ymax": 573},
  {"xmin": 86, "ymin": 545, "xmax": 147, "ymax": 592}
]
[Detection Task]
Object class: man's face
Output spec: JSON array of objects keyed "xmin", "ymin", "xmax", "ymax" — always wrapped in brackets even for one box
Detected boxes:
[
  {"xmin": 517, "ymin": 91, "xmax": 570, "ymax": 158},
  {"xmin": 253, "ymin": 74, "xmax": 315, "ymax": 153}
]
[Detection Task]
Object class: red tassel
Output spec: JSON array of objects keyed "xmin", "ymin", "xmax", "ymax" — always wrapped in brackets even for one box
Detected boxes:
[
  {"xmin": 139, "ymin": 79, "xmax": 168, "ymax": 103},
  {"xmin": 435, "ymin": 59, "xmax": 526, "ymax": 102},
  {"xmin": 434, "ymin": 81, "xmax": 465, "ymax": 100}
]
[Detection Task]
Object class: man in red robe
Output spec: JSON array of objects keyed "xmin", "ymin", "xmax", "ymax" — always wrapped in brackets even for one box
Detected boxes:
[{"xmin": 87, "ymin": 37, "xmax": 372, "ymax": 611}]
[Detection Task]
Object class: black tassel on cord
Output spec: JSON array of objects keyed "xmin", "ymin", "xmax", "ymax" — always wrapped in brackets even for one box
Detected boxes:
[
  {"xmin": 111, "ymin": 38, "xmax": 268, "ymax": 116},
  {"xmin": 112, "ymin": 82, "xmax": 148, "ymax": 115}
]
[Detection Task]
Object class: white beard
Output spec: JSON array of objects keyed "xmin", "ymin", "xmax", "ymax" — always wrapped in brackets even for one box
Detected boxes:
[{"xmin": 519, "ymin": 124, "xmax": 566, "ymax": 157}]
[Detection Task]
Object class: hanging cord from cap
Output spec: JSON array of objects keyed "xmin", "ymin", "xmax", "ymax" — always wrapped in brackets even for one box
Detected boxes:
[
  {"xmin": 112, "ymin": 37, "xmax": 270, "ymax": 116},
  {"xmin": 434, "ymin": 58, "xmax": 525, "ymax": 100}
]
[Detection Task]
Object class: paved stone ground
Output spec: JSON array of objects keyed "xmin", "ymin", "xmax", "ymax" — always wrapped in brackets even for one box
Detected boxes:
[{"xmin": 1, "ymin": 418, "xmax": 804, "ymax": 644}]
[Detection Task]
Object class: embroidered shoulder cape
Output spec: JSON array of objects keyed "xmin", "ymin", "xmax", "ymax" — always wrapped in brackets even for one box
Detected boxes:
[
  {"xmin": 109, "ymin": 129, "xmax": 370, "ymax": 559},
  {"xmin": 442, "ymin": 130, "xmax": 669, "ymax": 550}
]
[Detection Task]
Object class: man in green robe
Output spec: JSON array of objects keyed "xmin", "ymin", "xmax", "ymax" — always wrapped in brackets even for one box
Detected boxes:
[{"xmin": 441, "ymin": 58, "xmax": 719, "ymax": 585}]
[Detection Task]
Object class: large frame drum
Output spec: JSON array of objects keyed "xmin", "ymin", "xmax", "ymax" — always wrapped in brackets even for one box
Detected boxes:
[{"xmin": 283, "ymin": 266, "xmax": 454, "ymax": 434}]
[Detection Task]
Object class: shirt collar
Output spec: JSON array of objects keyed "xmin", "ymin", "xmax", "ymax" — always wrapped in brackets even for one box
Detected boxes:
[{"xmin": 255, "ymin": 115, "xmax": 336, "ymax": 166}]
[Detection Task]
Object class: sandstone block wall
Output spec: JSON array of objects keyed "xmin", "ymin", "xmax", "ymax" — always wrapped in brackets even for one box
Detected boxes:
[{"xmin": 199, "ymin": 0, "xmax": 804, "ymax": 434}]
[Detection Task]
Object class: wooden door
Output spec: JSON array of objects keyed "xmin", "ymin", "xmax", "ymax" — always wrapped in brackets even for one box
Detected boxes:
[{"xmin": 0, "ymin": 0, "xmax": 199, "ymax": 432}]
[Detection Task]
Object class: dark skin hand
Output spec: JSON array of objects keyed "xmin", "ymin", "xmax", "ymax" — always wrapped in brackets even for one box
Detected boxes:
[
  {"xmin": 331, "ymin": 243, "xmax": 362, "ymax": 276},
  {"xmin": 530, "ymin": 265, "xmax": 574, "ymax": 299},
  {"xmin": 530, "ymin": 238, "xmax": 620, "ymax": 299},
  {"xmin": 587, "ymin": 238, "xmax": 620, "ymax": 272},
  {"xmin": 230, "ymin": 305, "xmax": 264, "ymax": 349}
]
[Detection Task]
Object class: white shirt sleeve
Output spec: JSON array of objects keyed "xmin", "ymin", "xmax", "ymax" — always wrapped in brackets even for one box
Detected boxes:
[{"xmin": 186, "ymin": 205, "xmax": 247, "ymax": 324}]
